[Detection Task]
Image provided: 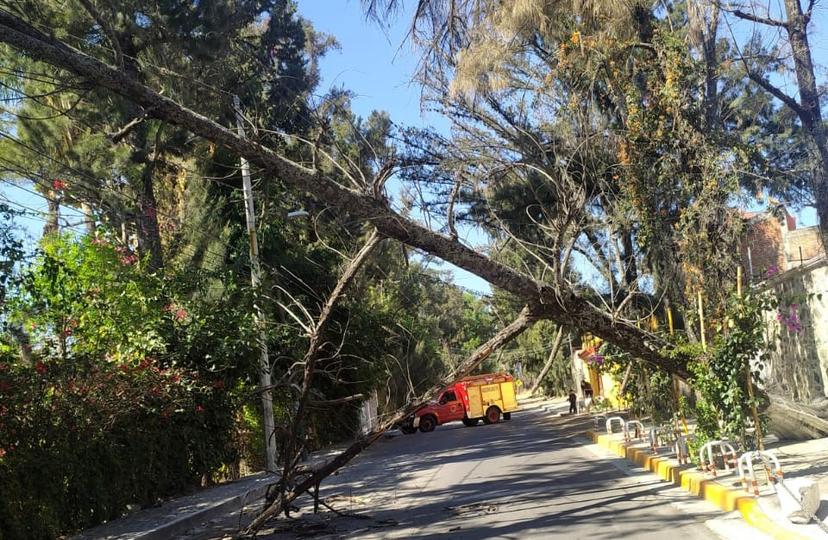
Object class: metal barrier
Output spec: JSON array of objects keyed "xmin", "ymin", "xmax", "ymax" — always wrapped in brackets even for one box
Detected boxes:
[
  {"xmin": 606, "ymin": 416, "xmax": 625, "ymax": 435},
  {"xmin": 648, "ymin": 423, "xmax": 678, "ymax": 455},
  {"xmin": 593, "ymin": 414, "xmax": 607, "ymax": 431},
  {"xmin": 624, "ymin": 420, "xmax": 645, "ymax": 443},
  {"xmin": 699, "ymin": 440, "xmax": 738, "ymax": 477},
  {"xmin": 738, "ymin": 451, "xmax": 783, "ymax": 497}
]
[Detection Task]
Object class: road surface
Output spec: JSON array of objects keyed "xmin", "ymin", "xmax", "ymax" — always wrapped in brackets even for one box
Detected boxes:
[{"xmin": 181, "ymin": 401, "xmax": 741, "ymax": 539}]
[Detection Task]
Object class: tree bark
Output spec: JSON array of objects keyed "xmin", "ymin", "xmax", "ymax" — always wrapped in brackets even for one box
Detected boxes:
[
  {"xmin": 43, "ymin": 189, "xmax": 59, "ymax": 236},
  {"xmin": 0, "ymin": 12, "xmax": 686, "ymax": 376}
]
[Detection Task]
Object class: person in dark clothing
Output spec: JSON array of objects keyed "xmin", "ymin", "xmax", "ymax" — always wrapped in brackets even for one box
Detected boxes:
[{"xmin": 568, "ymin": 390, "xmax": 578, "ymax": 414}]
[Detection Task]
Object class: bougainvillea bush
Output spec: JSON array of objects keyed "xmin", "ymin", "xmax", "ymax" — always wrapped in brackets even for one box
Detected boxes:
[
  {"xmin": 0, "ymin": 235, "xmax": 256, "ymax": 539},
  {"xmin": 0, "ymin": 355, "xmax": 237, "ymax": 539}
]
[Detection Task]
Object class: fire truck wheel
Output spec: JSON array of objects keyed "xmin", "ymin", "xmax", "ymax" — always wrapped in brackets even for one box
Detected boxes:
[
  {"xmin": 483, "ymin": 406, "xmax": 502, "ymax": 424},
  {"xmin": 419, "ymin": 415, "xmax": 437, "ymax": 433},
  {"xmin": 503, "ymin": 412, "xmax": 512, "ymax": 421},
  {"xmin": 462, "ymin": 417, "xmax": 479, "ymax": 427}
]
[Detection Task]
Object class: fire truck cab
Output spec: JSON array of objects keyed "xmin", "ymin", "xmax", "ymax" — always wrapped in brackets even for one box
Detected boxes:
[{"xmin": 402, "ymin": 373, "xmax": 519, "ymax": 434}]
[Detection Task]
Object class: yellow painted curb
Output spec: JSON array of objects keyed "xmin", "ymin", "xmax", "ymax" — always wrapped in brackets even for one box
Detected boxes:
[{"xmin": 587, "ymin": 430, "xmax": 811, "ymax": 540}]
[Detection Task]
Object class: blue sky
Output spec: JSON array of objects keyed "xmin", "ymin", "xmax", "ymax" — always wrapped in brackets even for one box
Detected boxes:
[
  {"xmin": 295, "ymin": 1, "xmax": 492, "ymax": 293},
  {"xmin": 3, "ymin": 0, "xmax": 827, "ymax": 295}
]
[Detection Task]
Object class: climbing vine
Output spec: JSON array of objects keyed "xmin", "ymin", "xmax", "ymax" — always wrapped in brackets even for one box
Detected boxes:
[{"xmin": 685, "ymin": 290, "xmax": 777, "ymax": 451}]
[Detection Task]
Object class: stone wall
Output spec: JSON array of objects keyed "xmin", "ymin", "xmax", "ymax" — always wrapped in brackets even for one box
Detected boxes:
[{"xmin": 758, "ymin": 258, "xmax": 828, "ymax": 403}]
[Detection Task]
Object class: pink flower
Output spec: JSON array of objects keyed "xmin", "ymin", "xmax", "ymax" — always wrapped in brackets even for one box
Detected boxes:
[
  {"xmin": 119, "ymin": 253, "xmax": 138, "ymax": 265},
  {"xmin": 195, "ymin": 404, "xmax": 205, "ymax": 413},
  {"xmin": 588, "ymin": 354, "xmax": 605, "ymax": 366},
  {"xmin": 52, "ymin": 178, "xmax": 67, "ymax": 191},
  {"xmin": 174, "ymin": 308, "xmax": 188, "ymax": 322},
  {"xmin": 777, "ymin": 305, "xmax": 804, "ymax": 334},
  {"xmin": 766, "ymin": 265, "xmax": 779, "ymax": 277},
  {"xmin": 0, "ymin": 448, "xmax": 6, "ymax": 458}
]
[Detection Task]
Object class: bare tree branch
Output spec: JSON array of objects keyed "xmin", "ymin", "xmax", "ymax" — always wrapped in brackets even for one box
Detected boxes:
[
  {"xmin": 279, "ymin": 229, "xmax": 383, "ymax": 514},
  {"xmin": 108, "ymin": 110, "xmax": 151, "ymax": 143},
  {"xmin": 528, "ymin": 325, "xmax": 565, "ymax": 395},
  {"xmin": 309, "ymin": 394, "xmax": 365, "ymax": 406},
  {"xmin": 730, "ymin": 8, "xmax": 788, "ymax": 27},
  {"xmin": 245, "ymin": 304, "xmax": 541, "ymax": 534},
  {"xmin": 446, "ymin": 173, "xmax": 461, "ymax": 240},
  {"xmin": 75, "ymin": 0, "xmax": 124, "ymax": 67},
  {"xmin": 747, "ymin": 71, "xmax": 808, "ymax": 120}
]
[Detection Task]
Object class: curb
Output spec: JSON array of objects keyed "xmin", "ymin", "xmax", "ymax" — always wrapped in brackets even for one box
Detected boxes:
[
  {"xmin": 137, "ymin": 478, "xmax": 274, "ymax": 540},
  {"xmin": 587, "ymin": 431, "xmax": 810, "ymax": 540},
  {"xmin": 73, "ymin": 473, "xmax": 277, "ymax": 540}
]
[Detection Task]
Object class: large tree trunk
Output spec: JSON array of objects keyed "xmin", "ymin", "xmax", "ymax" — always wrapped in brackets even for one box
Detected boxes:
[
  {"xmin": 0, "ymin": 12, "xmax": 689, "ymax": 377},
  {"xmin": 122, "ymin": 41, "xmax": 164, "ymax": 271},
  {"xmin": 43, "ymin": 189, "xmax": 59, "ymax": 236},
  {"xmin": 782, "ymin": 0, "xmax": 828, "ymax": 254},
  {"xmin": 688, "ymin": 1, "xmax": 720, "ymax": 130}
]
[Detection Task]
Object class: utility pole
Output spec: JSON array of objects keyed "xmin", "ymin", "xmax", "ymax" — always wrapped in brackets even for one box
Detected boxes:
[{"xmin": 234, "ymin": 95, "xmax": 277, "ymax": 472}]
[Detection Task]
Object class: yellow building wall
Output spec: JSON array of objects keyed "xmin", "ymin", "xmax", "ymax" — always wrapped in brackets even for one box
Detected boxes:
[{"xmin": 576, "ymin": 356, "xmax": 621, "ymax": 408}]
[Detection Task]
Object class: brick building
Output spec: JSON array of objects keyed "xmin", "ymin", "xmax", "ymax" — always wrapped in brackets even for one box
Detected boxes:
[{"xmin": 739, "ymin": 205, "xmax": 824, "ymax": 282}]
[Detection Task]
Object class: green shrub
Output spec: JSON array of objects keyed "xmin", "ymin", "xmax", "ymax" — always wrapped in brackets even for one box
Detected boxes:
[{"xmin": 0, "ymin": 356, "xmax": 236, "ymax": 540}]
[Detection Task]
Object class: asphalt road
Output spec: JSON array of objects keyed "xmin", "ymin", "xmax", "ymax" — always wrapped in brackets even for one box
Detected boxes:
[{"xmin": 251, "ymin": 403, "xmax": 725, "ymax": 539}]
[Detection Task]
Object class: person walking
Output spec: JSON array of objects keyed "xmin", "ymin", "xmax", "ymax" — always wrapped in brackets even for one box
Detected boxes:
[{"xmin": 568, "ymin": 389, "xmax": 578, "ymax": 414}]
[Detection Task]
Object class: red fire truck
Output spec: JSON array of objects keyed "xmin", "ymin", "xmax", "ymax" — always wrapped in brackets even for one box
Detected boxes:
[{"xmin": 401, "ymin": 373, "xmax": 519, "ymax": 434}]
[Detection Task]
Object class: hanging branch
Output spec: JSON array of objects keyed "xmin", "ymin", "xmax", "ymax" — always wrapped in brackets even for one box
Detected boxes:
[
  {"xmin": 446, "ymin": 174, "xmax": 462, "ymax": 240},
  {"xmin": 279, "ymin": 229, "xmax": 383, "ymax": 512},
  {"xmin": 528, "ymin": 325, "xmax": 565, "ymax": 396},
  {"xmin": 244, "ymin": 304, "xmax": 541, "ymax": 534}
]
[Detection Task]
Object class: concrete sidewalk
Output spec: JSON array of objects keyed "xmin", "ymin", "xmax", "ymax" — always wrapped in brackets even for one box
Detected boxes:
[
  {"xmin": 73, "ymin": 472, "xmax": 277, "ymax": 540},
  {"xmin": 71, "ymin": 433, "xmax": 407, "ymax": 539},
  {"xmin": 576, "ymin": 411, "xmax": 828, "ymax": 539}
]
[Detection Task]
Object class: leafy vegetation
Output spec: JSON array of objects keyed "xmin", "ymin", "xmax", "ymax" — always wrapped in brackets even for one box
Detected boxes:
[{"xmin": 1, "ymin": 0, "xmax": 827, "ymax": 535}]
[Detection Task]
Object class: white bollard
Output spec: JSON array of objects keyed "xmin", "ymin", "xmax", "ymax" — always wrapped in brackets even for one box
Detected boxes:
[
  {"xmin": 606, "ymin": 416, "xmax": 624, "ymax": 436},
  {"xmin": 737, "ymin": 450, "xmax": 783, "ymax": 497},
  {"xmin": 700, "ymin": 440, "xmax": 738, "ymax": 477},
  {"xmin": 624, "ymin": 420, "xmax": 645, "ymax": 443}
]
